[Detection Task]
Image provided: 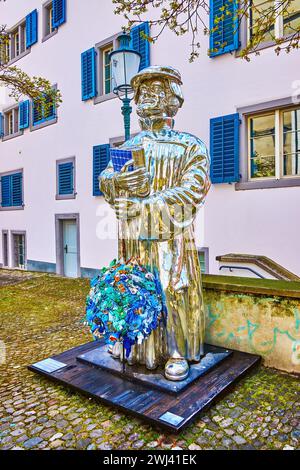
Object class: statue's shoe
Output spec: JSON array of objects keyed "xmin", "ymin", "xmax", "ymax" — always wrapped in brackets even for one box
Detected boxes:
[
  {"xmin": 164, "ymin": 358, "xmax": 189, "ymax": 381},
  {"xmin": 111, "ymin": 341, "xmax": 125, "ymax": 361}
]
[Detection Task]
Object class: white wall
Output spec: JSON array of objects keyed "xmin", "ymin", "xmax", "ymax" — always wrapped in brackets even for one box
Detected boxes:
[{"xmin": 0, "ymin": 0, "xmax": 300, "ymax": 275}]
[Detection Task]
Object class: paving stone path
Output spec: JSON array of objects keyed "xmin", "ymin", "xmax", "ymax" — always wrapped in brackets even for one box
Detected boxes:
[{"xmin": 0, "ymin": 271, "xmax": 299, "ymax": 450}]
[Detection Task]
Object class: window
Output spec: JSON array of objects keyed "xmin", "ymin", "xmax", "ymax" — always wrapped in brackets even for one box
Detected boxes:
[
  {"xmin": 102, "ymin": 45, "xmax": 113, "ymax": 95},
  {"xmin": 14, "ymin": 29, "xmax": 20, "ymax": 56},
  {"xmin": 248, "ymin": 107, "xmax": 300, "ymax": 180},
  {"xmin": 2, "ymin": 105, "xmax": 21, "ymax": 139},
  {"xmin": 283, "ymin": 0, "xmax": 300, "ymax": 35},
  {"xmin": 32, "ymin": 89, "xmax": 57, "ymax": 129},
  {"xmin": 43, "ymin": 0, "xmax": 66, "ymax": 40},
  {"xmin": 8, "ymin": 110, "xmax": 14, "ymax": 135},
  {"xmin": 56, "ymin": 158, "xmax": 75, "ymax": 199},
  {"xmin": 8, "ymin": 20, "xmax": 27, "ymax": 62},
  {"xmin": 248, "ymin": 0, "xmax": 300, "ymax": 43},
  {"xmin": 0, "ymin": 35, "xmax": 10, "ymax": 64},
  {"xmin": 0, "ymin": 171, "xmax": 23, "ymax": 209},
  {"xmin": 11, "ymin": 232, "xmax": 26, "ymax": 269},
  {"xmin": 6, "ymin": 40, "xmax": 10, "ymax": 62},
  {"xmin": 4, "ymin": 10, "xmax": 37, "ymax": 64},
  {"xmin": 95, "ymin": 36, "xmax": 120, "ymax": 103},
  {"xmin": 87, "ymin": 22, "xmax": 150, "ymax": 104},
  {"xmin": 249, "ymin": 0, "xmax": 275, "ymax": 42},
  {"xmin": 283, "ymin": 108, "xmax": 300, "ymax": 176},
  {"xmin": 249, "ymin": 113, "xmax": 276, "ymax": 178},
  {"xmin": 44, "ymin": 1, "xmax": 56, "ymax": 38}
]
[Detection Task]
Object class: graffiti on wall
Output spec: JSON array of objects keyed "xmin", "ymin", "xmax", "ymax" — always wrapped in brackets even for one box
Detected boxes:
[{"xmin": 205, "ymin": 302, "xmax": 300, "ymax": 366}]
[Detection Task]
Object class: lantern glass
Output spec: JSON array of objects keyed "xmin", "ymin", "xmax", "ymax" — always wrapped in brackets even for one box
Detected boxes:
[{"xmin": 111, "ymin": 50, "xmax": 141, "ymax": 90}]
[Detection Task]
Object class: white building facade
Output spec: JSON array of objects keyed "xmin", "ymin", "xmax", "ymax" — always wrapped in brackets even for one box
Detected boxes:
[{"xmin": 1, "ymin": 0, "xmax": 300, "ymax": 279}]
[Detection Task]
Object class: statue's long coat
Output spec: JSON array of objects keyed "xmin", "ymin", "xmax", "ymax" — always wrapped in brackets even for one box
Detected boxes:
[{"xmin": 100, "ymin": 120, "xmax": 211, "ymax": 368}]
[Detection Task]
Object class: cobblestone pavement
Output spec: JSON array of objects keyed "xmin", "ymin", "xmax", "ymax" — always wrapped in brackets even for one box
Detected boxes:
[{"xmin": 0, "ymin": 271, "xmax": 299, "ymax": 450}]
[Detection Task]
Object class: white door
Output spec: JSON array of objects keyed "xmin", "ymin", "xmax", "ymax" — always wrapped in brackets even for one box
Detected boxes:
[{"xmin": 63, "ymin": 220, "xmax": 78, "ymax": 278}]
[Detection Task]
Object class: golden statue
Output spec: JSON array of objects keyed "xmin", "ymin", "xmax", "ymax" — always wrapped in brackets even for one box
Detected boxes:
[{"xmin": 100, "ymin": 66, "xmax": 211, "ymax": 381}]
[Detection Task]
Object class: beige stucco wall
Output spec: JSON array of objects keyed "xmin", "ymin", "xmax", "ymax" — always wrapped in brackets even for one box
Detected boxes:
[{"xmin": 204, "ymin": 288, "xmax": 300, "ymax": 374}]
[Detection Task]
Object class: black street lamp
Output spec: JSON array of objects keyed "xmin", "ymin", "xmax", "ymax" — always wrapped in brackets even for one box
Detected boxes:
[{"xmin": 110, "ymin": 33, "xmax": 141, "ymax": 142}]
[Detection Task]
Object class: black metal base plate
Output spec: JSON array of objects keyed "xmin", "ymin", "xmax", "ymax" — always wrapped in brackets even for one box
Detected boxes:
[
  {"xmin": 28, "ymin": 340, "xmax": 261, "ymax": 433},
  {"xmin": 77, "ymin": 343, "xmax": 232, "ymax": 395}
]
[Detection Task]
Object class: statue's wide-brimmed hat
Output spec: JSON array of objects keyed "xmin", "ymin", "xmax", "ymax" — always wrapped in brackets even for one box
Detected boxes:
[{"xmin": 131, "ymin": 65, "xmax": 183, "ymax": 91}]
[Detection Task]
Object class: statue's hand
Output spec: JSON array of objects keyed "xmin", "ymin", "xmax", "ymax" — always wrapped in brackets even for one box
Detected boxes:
[
  {"xmin": 114, "ymin": 197, "xmax": 141, "ymax": 220},
  {"xmin": 115, "ymin": 162, "xmax": 150, "ymax": 197}
]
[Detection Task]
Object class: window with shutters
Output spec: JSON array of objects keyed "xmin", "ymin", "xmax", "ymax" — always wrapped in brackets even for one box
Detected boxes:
[
  {"xmin": 6, "ymin": 17, "xmax": 28, "ymax": 64},
  {"xmin": 92, "ymin": 23, "xmax": 150, "ymax": 105},
  {"xmin": 0, "ymin": 170, "xmax": 24, "ymax": 210},
  {"xmin": 4, "ymin": 9, "xmax": 38, "ymax": 64},
  {"xmin": 56, "ymin": 157, "xmax": 76, "ymax": 199},
  {"xmin": 2, "ymin": 104, "xmax": 23, "ymax": 141},
  {"xmin": 248, "ymin": 106, "xmax": 300, "ymax": 180},
  {"xmin": 43, "ymin": 0, "xmax": 66, "ymax": 41},
  {"xmin": 31, "ymin": 86, "xmax": 57, "ymax": 130},
  {"xmin": 43, "ymin": 0, "xmax": 57, "ymax": 41},
  {"xmin": 94, "ymin": 35, "xmax": 119, "ymax": 104}
]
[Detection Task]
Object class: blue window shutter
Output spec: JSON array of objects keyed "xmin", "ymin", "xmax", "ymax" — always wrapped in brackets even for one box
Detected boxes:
[
  {"xmin": 93, "ymin": 145, "xmax": 110, "ymax": 196},
  {"xmin": 0, "ymin": 113, "xmax": 3, "ymax": 137},
  {"xmin": 209, "ymin": 0, "xmax": 239, "ymax": 57},
  {"xmin": 12, "ymin": 173, "xmax": 23, "ymax": 206},
  {"xmin": 32, "ymin": 94, "xmax": 55, "ymax": 126},
  {"xmin": 58, "ymin": 162, "xmax": 73, "ymax": 195},
  {"xmin": 1, "ymin": 175, "xmax": 11, "ymax": 207},
  {"xmin": 32, "ymin": 100, "xmax": 43, "ymax": 125},
  {"xmin": 26, "ymin": 9, "xmax": 38, "ymax": 48},
  {"xmin": 52, "ymin": 0, "xmax": 66, "ymax": 29},
  {"xmin": 19, "ymin": 100, "xmax": 30, "ymax": 129},
  {"xmin": 1, "ymin": 172, "xmax": 23, "ymax": 207},
  {"xmin": 130, "ymin": 22, "xmax": 150, "ymax": 70},
  {"xmin": 81, "ymin": 48, "xmax": 97, "ymax": 101},
  {"xmin": 44, "ymin": 94, "xmax": 56, "ymax": 120},
  {"xmin": 210, "ymin": 113, "xmax": 240, "ymax": 183}
]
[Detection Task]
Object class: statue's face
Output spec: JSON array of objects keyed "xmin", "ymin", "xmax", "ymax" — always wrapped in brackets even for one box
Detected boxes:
[{"xmin": 136, "ymin": 78, "xmax": 180, "ymax": 119}]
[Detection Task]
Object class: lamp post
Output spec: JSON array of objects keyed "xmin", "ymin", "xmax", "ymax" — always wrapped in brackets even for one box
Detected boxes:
[{"xmin": 110, "ymin": 33, "xmax": 141, "ymax": 142}]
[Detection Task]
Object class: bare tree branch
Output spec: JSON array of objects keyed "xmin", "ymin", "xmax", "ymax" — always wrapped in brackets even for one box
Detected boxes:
[{"xmin": 0, "ymin": 20, "xmax": 61, "ymax": 108}]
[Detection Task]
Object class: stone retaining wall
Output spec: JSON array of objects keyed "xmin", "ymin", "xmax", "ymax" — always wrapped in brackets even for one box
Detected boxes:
[{"xmin": 203, "ymin": 275, "xmax": 300, "ymax": 374}]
